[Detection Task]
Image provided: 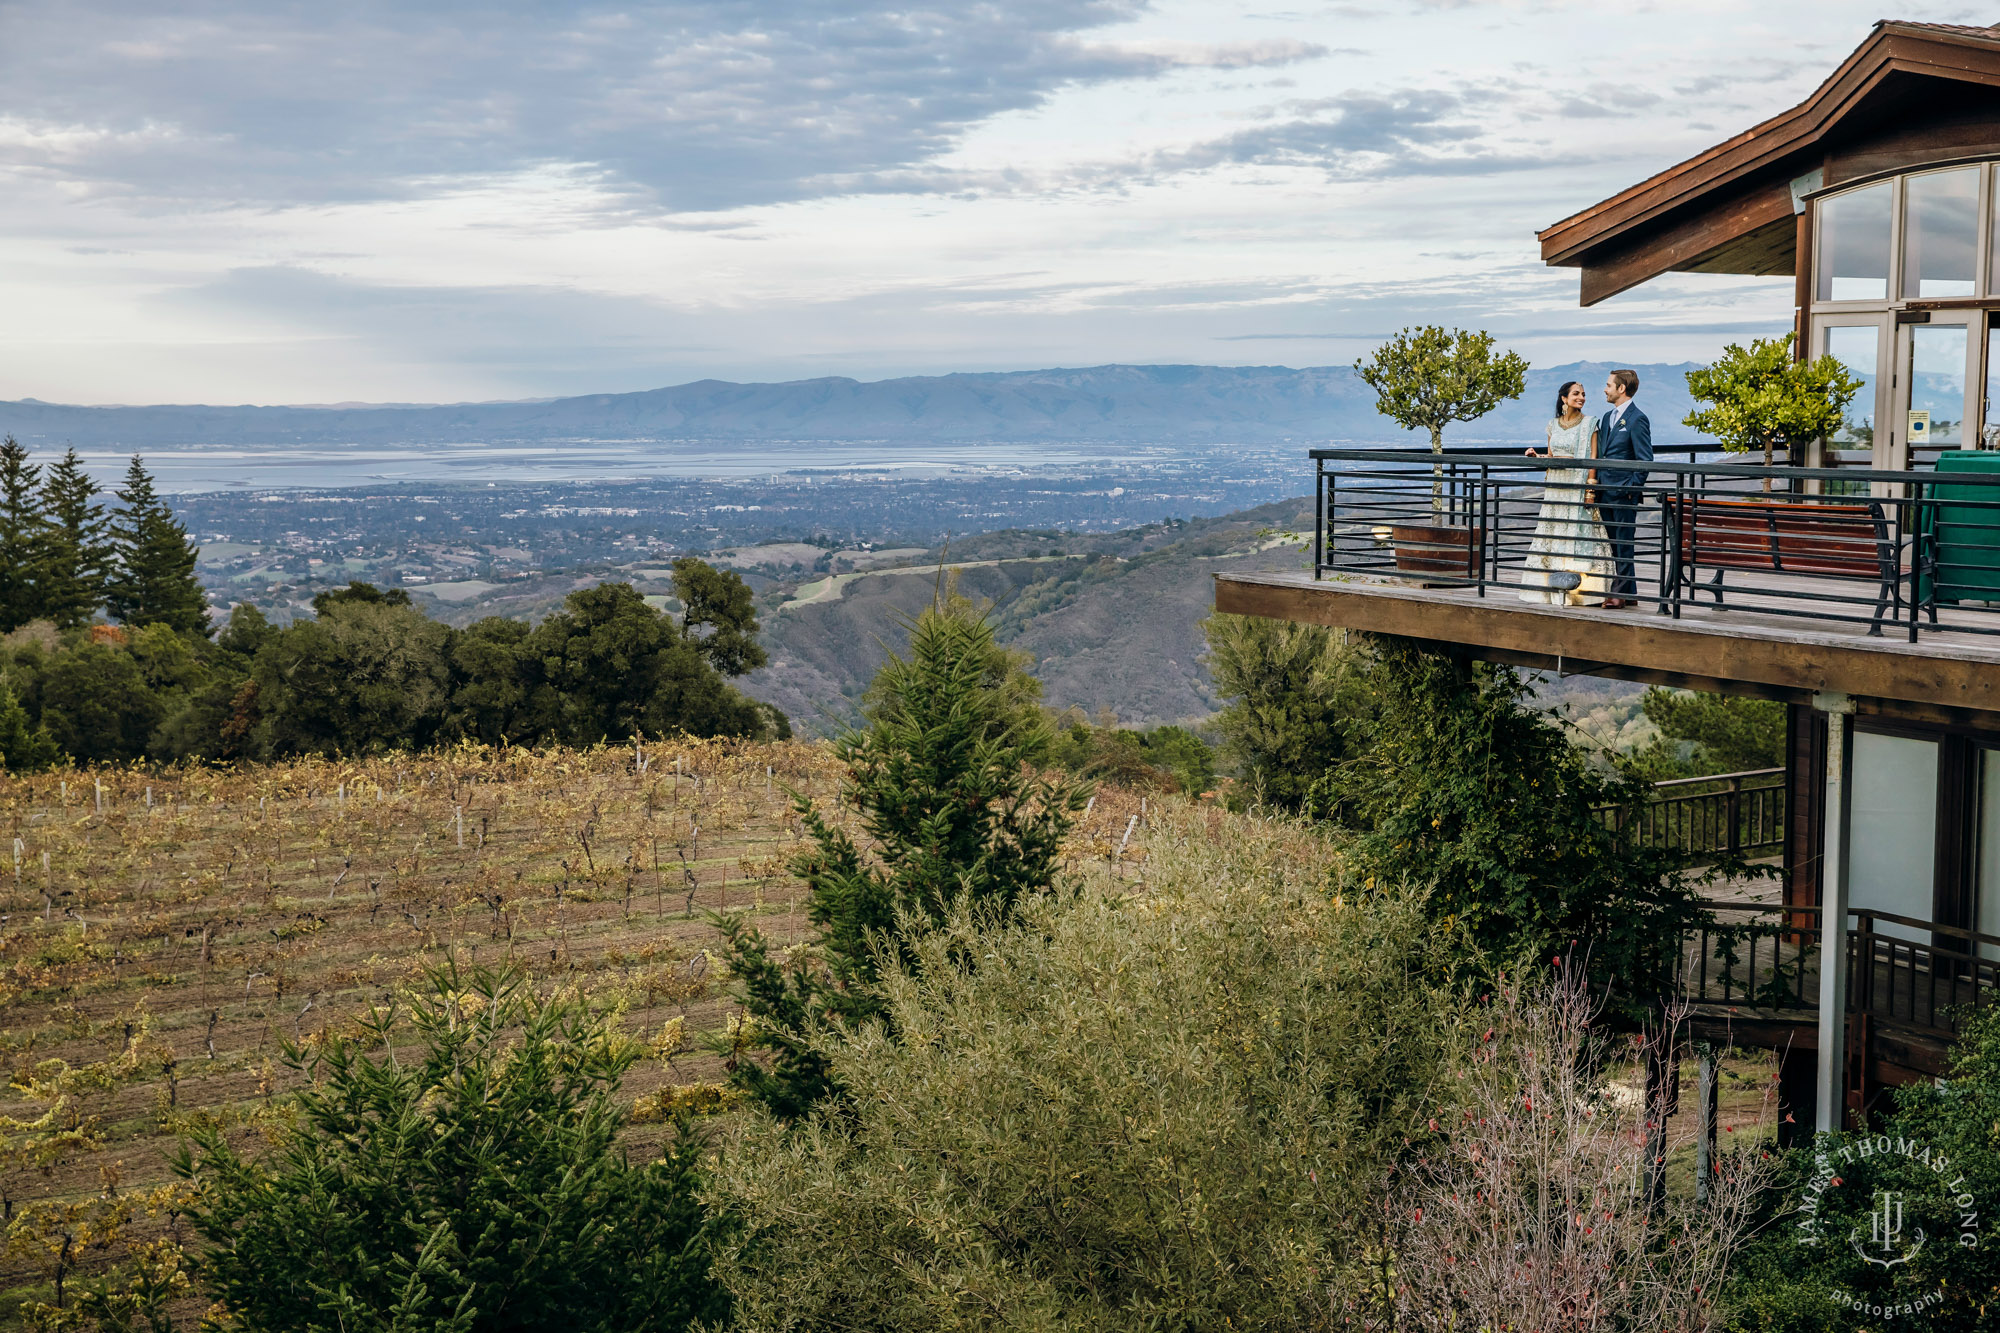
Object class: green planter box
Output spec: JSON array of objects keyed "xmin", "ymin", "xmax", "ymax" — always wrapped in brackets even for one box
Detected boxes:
[{"xmin": 1921, "ymin": 450, "xmax": 2000, "ymax": 605}]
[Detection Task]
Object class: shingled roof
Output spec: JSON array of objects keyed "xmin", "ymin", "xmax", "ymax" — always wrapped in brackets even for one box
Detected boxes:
[{"xmin": 1539, "ymin": 20, "xmax": 2000, "ymax": 304}]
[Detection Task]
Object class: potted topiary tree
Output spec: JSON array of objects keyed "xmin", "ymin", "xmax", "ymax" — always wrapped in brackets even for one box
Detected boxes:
[
  {"xmin": 1354, "ymin": 326, "xmax": 1527, "ymax": 578},
  {"xmin": 1683, "ymin": 332, "xmax": 1862, "ymax": 491}
]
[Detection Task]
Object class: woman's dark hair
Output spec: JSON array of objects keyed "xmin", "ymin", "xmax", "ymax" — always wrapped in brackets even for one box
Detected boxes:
[{"xmin": 1554, "ymin": 381, "xmax": 1582, "ymax": 417}]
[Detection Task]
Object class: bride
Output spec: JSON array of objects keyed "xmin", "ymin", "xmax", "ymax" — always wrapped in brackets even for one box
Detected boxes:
[{"xmin": 1519, "ymin": 380, "xmax": 1613, "ymax": 605}]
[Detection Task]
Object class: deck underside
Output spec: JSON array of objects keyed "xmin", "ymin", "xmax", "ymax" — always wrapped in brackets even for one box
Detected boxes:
[{"xmin": 1215, "ymin": 567, "xmax": 2000, "ymax": 723}]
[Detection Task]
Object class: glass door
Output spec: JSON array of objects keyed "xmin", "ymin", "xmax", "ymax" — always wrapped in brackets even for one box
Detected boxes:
[
  {"xmin": 1819, "ymin": 317, "xmax": 1888, "ymax": 467},
  {"xmin": 1894, "ymin": 314, "xmax": 1978, "ymax": 470},
  {"xmin": 1983, "ymin": 314, "xmax": 2000, "ymax": 449}
]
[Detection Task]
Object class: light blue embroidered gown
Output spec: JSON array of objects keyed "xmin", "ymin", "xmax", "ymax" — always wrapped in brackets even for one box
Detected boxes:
[{"xmin": 1519, "ymin": 416, "xmax": 1613, "ymax": 605}]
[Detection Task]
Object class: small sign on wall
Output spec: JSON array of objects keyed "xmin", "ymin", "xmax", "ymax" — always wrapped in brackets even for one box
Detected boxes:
[{"xmin": 1909, "ymin": 409, "xmax": 1932, "ymax": 445}]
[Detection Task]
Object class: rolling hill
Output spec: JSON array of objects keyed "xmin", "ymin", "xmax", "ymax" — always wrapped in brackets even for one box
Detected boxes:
[
  {"xmin": 3, "ymin": 361, "xmax": 1708, "ymax": 449},
  {"xmin": 738, "ymin": 499, "xmax": 1325, "ymax": 730}
]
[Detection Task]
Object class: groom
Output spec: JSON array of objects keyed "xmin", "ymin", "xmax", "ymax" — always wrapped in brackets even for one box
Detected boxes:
[{"xmin": 1596, "ymin": 369, "xmax": 1652, "ymax": 608}]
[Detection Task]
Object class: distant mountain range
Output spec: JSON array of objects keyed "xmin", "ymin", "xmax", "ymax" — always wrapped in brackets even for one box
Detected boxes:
[{"xmin": 0, "ymin": 361, "xmax": 1707, "ymax": 449}]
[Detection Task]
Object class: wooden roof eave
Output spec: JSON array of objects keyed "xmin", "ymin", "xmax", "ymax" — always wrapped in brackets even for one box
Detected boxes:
[{"xmin": 1538, "ymin": 24, "xmax": 2000, "ymax": 271}]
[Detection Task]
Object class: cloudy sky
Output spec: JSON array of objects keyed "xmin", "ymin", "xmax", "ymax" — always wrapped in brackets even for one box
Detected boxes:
[{"xmin": 0, "ymin": 1, "xmax": 1986, "ymax": 405}]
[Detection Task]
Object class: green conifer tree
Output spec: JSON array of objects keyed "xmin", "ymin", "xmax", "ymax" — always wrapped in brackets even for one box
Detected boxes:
[
  {"xmin": 0, "ymin": 681, "xmax": 61, "ymax": 772},
  {"xmin": 719, "ymin": 588, "xmax": 1088, "ymax": 1119},
  {"xmin": 0, "ymin": 436, "xmax": 51, "ymax": 633},
  {"xmin": 106, "ymin": 456, "xmax": 210, "ymax": 636},
  {"xmin": 39, "ymin": 448, "xmax": 109, "ymax": 628},
  {"xmin": 1332, "ymin": 638, "xmax": 1713, "ymax": 1025},
  {"xmin": 173, "ymin": 964, "xmax": 729, "ymax": 1333}
]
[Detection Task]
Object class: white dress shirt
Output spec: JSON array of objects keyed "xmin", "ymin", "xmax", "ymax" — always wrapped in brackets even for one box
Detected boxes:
[{"xmin": 1605, "ymin": 399, "xmax": 1631, "ymax": 432}]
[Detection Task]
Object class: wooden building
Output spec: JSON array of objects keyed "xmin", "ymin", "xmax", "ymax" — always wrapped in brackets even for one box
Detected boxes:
[
  {"xmin": 1542, "ymin": 19, "xmax": 2000, "ymax": 468},
  {"xmin": 1216, "ymin": 20, "xmax": 2000, "ymax": 1134}
]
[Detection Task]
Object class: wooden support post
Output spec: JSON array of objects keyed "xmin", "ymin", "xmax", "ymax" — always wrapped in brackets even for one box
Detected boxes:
[
  {"xmin": 1814, "ymin": 690, "xmax": 1856, "ymax": 1134},
  {"xmin": 1725, "ymin": 776, "xmax": 1742, "ymax": 860},
  {"xmin": 1695, "ymin": 1042, "xmax": 1719, "ymax": 1206},
  {"xmin": 1644, "ymin": 1035, "xmax": 1674, "ymax": 1214}
]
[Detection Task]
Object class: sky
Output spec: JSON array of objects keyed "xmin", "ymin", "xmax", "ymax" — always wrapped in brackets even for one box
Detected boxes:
[{"xmin": 0, "ymin": 1, "xmax": 1989, "ymax": 406}]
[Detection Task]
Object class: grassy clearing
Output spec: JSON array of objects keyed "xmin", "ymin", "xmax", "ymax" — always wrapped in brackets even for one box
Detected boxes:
[{"xmin": 0, "ymin": 741, "xmax": 1171, "ymax": 1310}]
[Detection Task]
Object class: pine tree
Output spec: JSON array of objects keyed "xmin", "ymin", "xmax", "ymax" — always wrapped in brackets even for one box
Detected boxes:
[
  {"xmin": 719, "ymin": 588, "xmax": 1088, "ymax": 1119},
  {"xmin": 39, "ymin": 448, "xmax": 109, "ymax": 628},
  {"xmin": 107, "ymin": 456, "xmax": 209, "ymax": 635},
  {"xmin": 0, "ymin": 436, "xmax": 50, "ymax": 633},
  {"xmin": 0, "ymin": 682, "xmax": 61, "ymax": 772},
  {"xmin": 174, "ymin": 964, "xmax": 729, "ymax": 1332}
]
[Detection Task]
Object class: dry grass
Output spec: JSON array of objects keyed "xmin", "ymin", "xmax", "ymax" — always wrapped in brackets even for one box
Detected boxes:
[{"xmin": 0, "ymin": 740, "xmax": 1179, "ymax": 1312}]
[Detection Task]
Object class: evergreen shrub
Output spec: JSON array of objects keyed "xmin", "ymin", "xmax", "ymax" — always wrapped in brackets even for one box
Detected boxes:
[
  {"xmin": 709, "ymin": 805, "xmax": 1458, "ymax": 1331},
  {"xmin": 721, "ymin": 589, "xmax": 1087, "ymax": 1119},
  {"xmin": 1726, "ymin": 1005, "xmax": 2000, "ymax": 1331},
  {"xmin": 172, "ymin": 965, "xmax": 728, "ymax": 1333},
  {"xmin": 1334, "ymin": 638, "xmax": 1714, "ymax": 1019}
]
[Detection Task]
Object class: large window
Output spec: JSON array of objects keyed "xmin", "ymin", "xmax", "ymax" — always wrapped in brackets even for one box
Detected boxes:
[
  {"xmin": 1850, "ymin": 731, "xmax": 1940, "ymax": 943},
  {"xmin": 1814, "ymin": 166, "xmax": 2000, "ymax": 303},
  {"xmin": 1817, "ymin": 181, "xmax": 1893, "ymax": 301},
  {"xmin": 1903, "ymin": 167, "xmax": 1980, "ymax": 298}
]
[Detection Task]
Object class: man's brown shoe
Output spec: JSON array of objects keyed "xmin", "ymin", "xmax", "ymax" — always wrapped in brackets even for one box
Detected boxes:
[{"xmin": 1602, "ymin": 598, "xmax": 1632, "ymax": 609}]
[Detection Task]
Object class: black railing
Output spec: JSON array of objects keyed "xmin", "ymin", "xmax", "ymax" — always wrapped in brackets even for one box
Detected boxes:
[
  {"xmin": 1850, "ymin": 909, "xmax": 2000, "ymax": 1038},
  {"xmin": 1672, "ymin": 903, "xmax": 2000, "ymax": 1039},
  {"xmin": 1600, "ymin": 767, "xmax": 1785, "ymax": 861},
  {"xmin": 1679, "ymin": 901, "xmax": 1818, "ymax": 1012},
  {"xmin": 1312, "ymin": 449, "xmax": 2000, "ymax": 642}
]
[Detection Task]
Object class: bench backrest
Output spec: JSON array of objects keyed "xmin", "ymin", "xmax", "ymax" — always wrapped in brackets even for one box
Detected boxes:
[{"xmin": 1679, "ymin": 499, "xmax": 1887, "ymax": 577}]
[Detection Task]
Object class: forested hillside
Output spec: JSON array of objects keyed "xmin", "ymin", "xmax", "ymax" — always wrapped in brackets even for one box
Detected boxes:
[{"xmin": 740, "ymin": 499, "xmax": 1316, "ymax": 729}]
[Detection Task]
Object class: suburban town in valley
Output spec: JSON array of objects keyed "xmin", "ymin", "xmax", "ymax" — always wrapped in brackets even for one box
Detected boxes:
[{"xmin": 3, "ymin": 8, "xmax": 2000, "ymax": 1331}]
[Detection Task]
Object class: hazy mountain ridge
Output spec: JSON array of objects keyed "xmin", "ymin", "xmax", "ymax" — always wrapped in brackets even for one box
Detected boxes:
[
  {"xmin": 2, "ymin": 361, "xmax": 1707, "ymax": 449},
  {"xmin": 722, "ymin": 496, "xmax": 1645, "ymax": 734}
]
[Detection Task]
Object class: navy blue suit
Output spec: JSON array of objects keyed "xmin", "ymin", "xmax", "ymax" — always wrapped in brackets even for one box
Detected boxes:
[{"xmin": 1597, "ymin": 403, "xmax": 1652, "ymax": 598}]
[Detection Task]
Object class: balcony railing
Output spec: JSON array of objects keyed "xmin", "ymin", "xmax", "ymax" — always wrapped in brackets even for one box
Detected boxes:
[
  {"xmin": 1312, "ymin": 448, "xmax": 2000, "ymax": 643},
  {"xmin": 1678, "ymin": 901, "xmax": 1818, "ymax": 1011},
  {"xmin": 1674, "ymin": 903, "xmax": 2000, "ymax": 1041},
  {"xmin": 1599, "ymin": 767, "xmax": 1785, "ymax": 862}
]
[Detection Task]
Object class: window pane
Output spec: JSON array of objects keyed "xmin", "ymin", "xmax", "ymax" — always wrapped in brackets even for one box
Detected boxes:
[
  {"xmin": 1822, "ymin": 324, "xmax": 1878, "ymax": 448},
  {"xmin": 1817, "ymin": 182, "xmax": 1892, "ymax": 301},
  {"xmin": 1910, "ymin": 324, "xmax": 1968, "ymax": 448},
  {"xmin": 1850, "ymin": 731, "xmax": 1938, "ymax": 944},
  {"xmin": 1986, "ymin": 326, "xmax": 2000, "ymax": 449},
  {"xmin": 1980, "ymin": 749, "xmax": 2000, "ymax": 959},
  {"xmin": 1903, "ymin": 168, "xmax": 1980, "ymax": 299}
]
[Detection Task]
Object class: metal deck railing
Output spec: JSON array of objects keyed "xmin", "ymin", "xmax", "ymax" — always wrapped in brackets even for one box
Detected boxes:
[{"xmin": 1312, "ymin": 449, "xmax": 2000, "ymax": 642}]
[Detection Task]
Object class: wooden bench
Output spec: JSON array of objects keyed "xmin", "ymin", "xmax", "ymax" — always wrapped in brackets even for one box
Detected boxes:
[{"xmin": 1674, "ymin": 497, "xmax": 1899, "ymax": 635}]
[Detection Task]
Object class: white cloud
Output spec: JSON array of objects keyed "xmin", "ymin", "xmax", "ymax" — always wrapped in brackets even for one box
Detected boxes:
[{"xmin": 0, "ymin": 0, "xmax": 1966, "ymax": 403}]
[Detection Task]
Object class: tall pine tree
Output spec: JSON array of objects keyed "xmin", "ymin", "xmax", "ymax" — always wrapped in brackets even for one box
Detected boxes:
[
  {"xmin": 107, "ymin": 456, "xmax": 209, "ymax": 635},
  {"xmin": 0, "ymin": 436, "xmax": 50, "ymax": 632},
  {"xmin": 0, "ymin": 682, "xmax": 60, "ymax": 773},
  {"xmin": 39, "ymin": 448, "xmax": 109, "ymax": 629},
  {"xmin": 719, "ymin": 588, "xmax": 1088, "ymax": 1119}
]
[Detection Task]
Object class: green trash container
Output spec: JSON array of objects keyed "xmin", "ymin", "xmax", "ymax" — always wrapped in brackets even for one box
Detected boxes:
[{"xmin": 1922, "ymin": 450, "xmax": 2000, "ymax": 606}]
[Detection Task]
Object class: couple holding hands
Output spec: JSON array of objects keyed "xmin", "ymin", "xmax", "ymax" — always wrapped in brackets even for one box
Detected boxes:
[{"xmin": 1518, "ymin": 369, "xmax": 1653, "ymax": 609}]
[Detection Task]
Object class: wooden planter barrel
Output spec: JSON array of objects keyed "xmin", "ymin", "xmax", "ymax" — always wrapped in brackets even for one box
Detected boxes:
[{"xmin": 1390, "ymin": 522, "xmax": 1484, "ymax": 579}]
